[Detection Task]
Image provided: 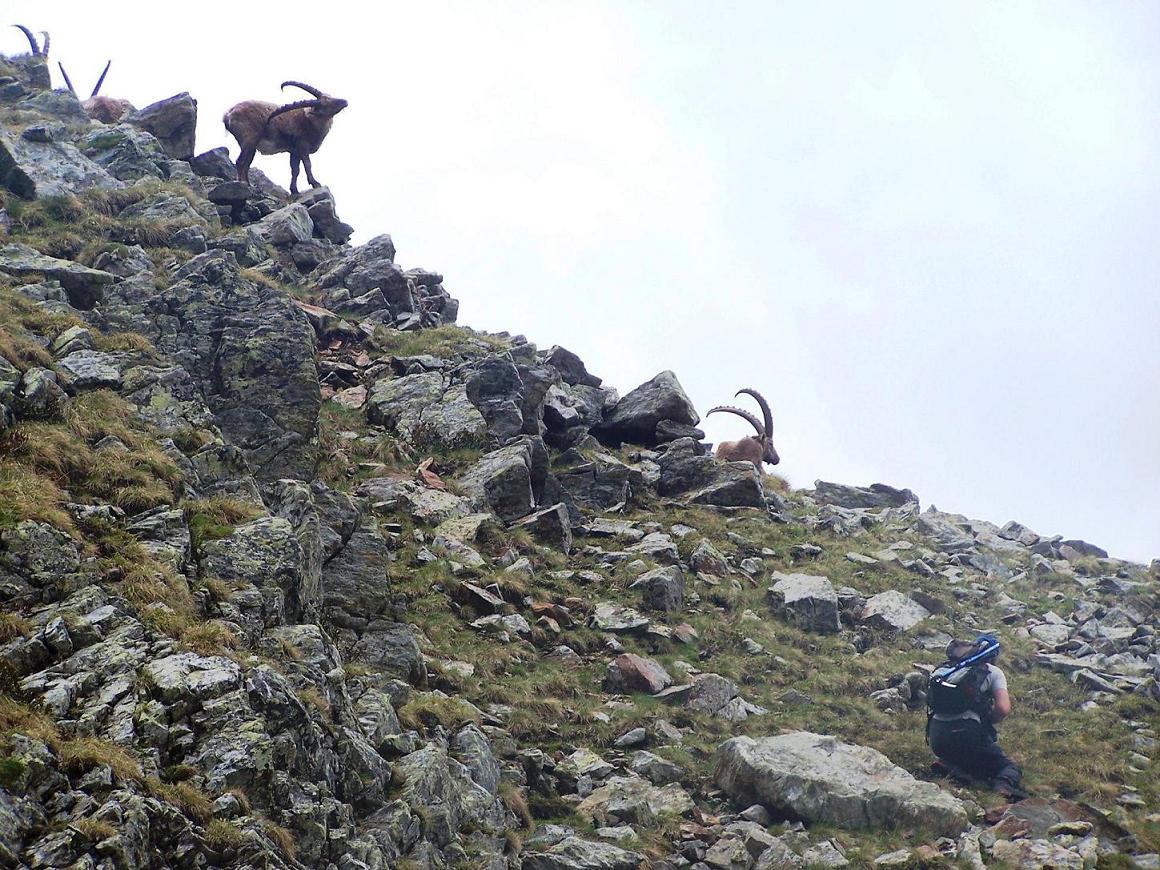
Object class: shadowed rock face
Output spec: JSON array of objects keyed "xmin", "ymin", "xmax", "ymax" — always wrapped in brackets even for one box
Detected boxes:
[
  {"xmin": 101, "ymin": 250, "xmax": 321, "ymax": 481},
  {"xmin": 715, "ymin": 733, "xmax": 969, "ymax": 837}
]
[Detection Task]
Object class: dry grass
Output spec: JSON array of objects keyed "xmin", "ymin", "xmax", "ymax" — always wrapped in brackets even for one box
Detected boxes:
[
  {"xmin": 72, "ymin": 818, "xmax": 116, "ymax": 841},
  {"xmin": 0, "ymin": 613, "xmax": 32, "ymax": 643},
  {"xmin": 149, "ymin": 780, "xmax": 214, "ymax": 823},
  {"xmin": 181, "ymin": 621, "xmax": 240, "ymax": 655},
  {"xmin": 185, "ymin": 496, "xmax": 265, "ymax": 556},
  {"xmin": 58, "ymin": 737, "xmax": 143, "ymax": 783},
  {"xmin": 397, "ymin": 693, "xmax": 482, "ymax": 732},
  {"xmin": 499, "ymin": 781, "xmax": 533, "ymax": 831},
  {"xmin": 260, "ymin": 820, "xmax": 297, "ymax": 861},
  {"xmin": 204, "ymin": 818, "xmax": 246, "ymax": 850}
]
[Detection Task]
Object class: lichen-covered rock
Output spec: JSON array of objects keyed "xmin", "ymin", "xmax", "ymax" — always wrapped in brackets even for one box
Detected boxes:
[
  {"xmin": 715, "ymin": 733, "xmax": 968, "ymax": 836},
  {"xmin": 522, "ymin": 836, "xmax": 644, "ymax": 870},
  {"xmin": 101, "ymin": 251, "xmax": 320, "ymax": 480},
  {"xmin": 0, "ymin": 242, "xmax": 119, "ymax": 309},
  {"xmin": 56, "ymin": 349, "xmax": 125, "ymax": 391},
  {"xmin": 634, "ymin": 566, "xmax": 685, "ymax": 613},
  {"xmin": 576, "ymin": 775, "xmax": 694, "ymax": 826},
  {"xmin": 0, "ymin": 129, "xmax": 124, "ymax": 200},
  {"xmin": 392, "ymin": 743, "xmax": 507, "ymax": 845}
]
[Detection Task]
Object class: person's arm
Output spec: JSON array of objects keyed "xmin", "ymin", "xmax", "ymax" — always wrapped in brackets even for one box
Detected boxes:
[{"xmin": 991, "ymin": 688, "xmax": 1011, "ymax": 722}]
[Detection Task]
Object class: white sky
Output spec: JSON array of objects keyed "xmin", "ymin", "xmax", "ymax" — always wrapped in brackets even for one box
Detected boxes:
[{"xmin": 8, "ymin": 2, "xmax": 1158, "ymax": 563}]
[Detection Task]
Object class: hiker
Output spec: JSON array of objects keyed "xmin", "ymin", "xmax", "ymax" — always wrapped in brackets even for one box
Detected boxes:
[{"xmin": 926, "ymin": 633, "xmax": 1026, "ymax": 800}]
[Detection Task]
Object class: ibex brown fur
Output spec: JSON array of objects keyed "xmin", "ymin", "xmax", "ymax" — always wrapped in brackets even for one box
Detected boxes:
[
  {"xmin": 708, "ymin": 388, "xmax": 779, "ymax": 469},
  {"xmin": 57, "ymin": 61, "xmax": 135, "ymax": 124},
  {"xmin": 223, "ymin": 81, "xmax": 348, "ymax": 195}
]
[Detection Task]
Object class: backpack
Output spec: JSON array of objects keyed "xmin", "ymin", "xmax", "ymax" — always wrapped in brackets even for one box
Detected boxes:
[
  {"xmin": 927, "ymin": 662, "xmax": 991, "ymax": 716},
  {"xmin": 925, "ymin": 635, "xmax": 1001, "ymax": 719}
]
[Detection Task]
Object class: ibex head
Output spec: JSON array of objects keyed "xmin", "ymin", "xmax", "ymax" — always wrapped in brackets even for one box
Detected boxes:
[
  {"xmin": 266, "ymin": 81, "xmax": 348, "ymax": 123},
  {"xmin": 708, "ymin": 388, "xmax": 779, "ymax": 466}
]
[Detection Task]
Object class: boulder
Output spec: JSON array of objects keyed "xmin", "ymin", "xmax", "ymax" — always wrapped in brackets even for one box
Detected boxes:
[
  {"xmin": 812, "ymin": 482, "xmax": 919, "ymax": 510},
  {"xmin": 2, "ymin": 126, "xmax": 124, "ymax": 200},
  {"xmin": 860, "ymin": 591, "xmax": 931, "ymax": 634},
  {"xmin": 256, "ymin": 203, "xmax": 313, "ymax": 246},
  {"xmin": 715, "ymin": 733, "xmax": 968, "ymax": 836},
  {"xmin": 768, "ymin": 573, "xmax": 840, "ymax": 634},
  {"xmin": 80, "ymin": 124, "xmax": 170, "ymax": 181},
  {"xmin": 522, "ymin": 837, "xmax": 643, "ymax": 870},
  {"xmin": 457, "ymin": 437, "xmax": 548, "ymax": 522},
  {"xmin": 127, "ymin": 92, "xmax": 198, "ymax": 159},
  {"xmin": 635, "ymin": 566, "xmax": 685, "ymax": 613},
  {"xmin": 605, "ymin": 654, "xmax": 673, "ymax": 694},
  {"xmin": 56, "ymin": 350, "xmax": 124, "ymax": 391},
  {"xmin": 297, "ymin": 187, "xmax": 354, "ymax": 244},
  {"xmin": 391, "ymin": 743, "xmax": 506, "ymax": 845},
  {"xmin": 657, "ymin": 438, "xmax": 764, "ymax": 507},
  {"xmin": 0, "ymin": 243, "xmax": 119, "ymax": 309},
  {"xmin": 513, "ymin": 503, "xmax": 573, "ymax": 552},
  {"xmin": 576, "ymin": 775, "xmax": 694, "ymax": 826},
  {"xmin": 594, "ymin": 371, "xmax": 699, "ymax": 447}
]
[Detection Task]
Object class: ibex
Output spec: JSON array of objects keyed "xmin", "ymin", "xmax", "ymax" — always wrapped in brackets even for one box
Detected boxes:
[
  {"xmin": 57, "ymin": 61, "xmax": 135, "ymax": 124},
  {"xmin": 707, "ymin": 388, "xmax": 779, "ymax": 468},
  {"xmin": 223, "ymin": 81, "xmax": 348, "ymax": 195},
  {"xmin": 12, "ymin": 24, "xmax": 49, "ymax": 57}
]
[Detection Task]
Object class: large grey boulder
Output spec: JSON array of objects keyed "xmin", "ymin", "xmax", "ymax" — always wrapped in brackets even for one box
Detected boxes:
[
  {"xmin": 657, "ymin": 439, "xmax": 765, "ymax": 507},
  {"xmin": 79, "ymin": 124, "xmax": 169, "ymax": 182},
  {"xmin": 594, "ymin": 371, "xmax": 699, "ymax": 447},
  {"xmin": 768, "ymin": 573, "xmax": 841, "ymax": 634},
  {"xmin": 635, "ymin": 566, "xmax": 685, "ymax": 613},
  {"xmin": 714, "ymin": 733, "xmax": 968, "ymax": 836},
  {"xmin": 576, "ymin": 775, "xmax": 694, "ymax": 826},
  {"xmin": 367, "ymin": 374, "xmax": 487, "ymax": 451},
  {"xmin": 457, "ymin": 437, "xmax": 548, "ymax": 522},
  {"xmin": 391, "ymin": 743, "xmax": 506, "ymax": 845},
  {"xmin": 127, "ymin": 92, "xmax": 198, "ymax": 159},
  {"xmin": 0, "ymin": 243, "xmax": 119, "ymax": 309},
  {"xmin": 860, "ymin": 591, "xmax": 931, "ymax": 634},
  {"xmin": 812, "ymin": 482, "xmax": 919, "ymax": 511},
  {"xmin": 556, "ymin": 449, "xmax": 646, "ymax": 513},
  {"xmin": 465, "ymin": 356, "xmax": 555, "ymax": 441},
  {"xmin": 101, "ymin": 251, "xmax": 320, "ymax": 480},
  {"xmin": 522, "ymin": 836, "xmax": 643, "ymax": 870},
  {"xmin": 0, "ymin": 129, "xmax": 124, "ymax": 200},
  {"xmin": 56, "ymin": 350, "xmax": 124, "ymax": 391}
]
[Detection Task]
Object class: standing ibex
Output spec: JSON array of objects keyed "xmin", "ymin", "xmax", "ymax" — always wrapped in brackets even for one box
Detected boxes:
[
  {"xmin": 57, "ymin": 61, "xmax": 135, "ymax": 123},
  {"xmin": 707, "ymin": 388, "xmax": 780, "ymax": 468},
  {"xmin": 223, "ymin": 81, "xmax": 348, "ymax": 195}
]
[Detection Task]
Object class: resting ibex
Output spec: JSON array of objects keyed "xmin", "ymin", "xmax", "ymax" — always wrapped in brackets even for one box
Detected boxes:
[
  {"xmin": 707, "ymin": 388, "xmax": 779, "ymax": 468},
  {"xmin": 57, "ymin": 61, "xmax": 135, "ymax": 124},
  {"xmin": 223, "ymin": 81, "xmax": 348, "ymax": 195},
  {"xmin": 12, "ymin": 25, "xmax": 49, "ymax": 57}
]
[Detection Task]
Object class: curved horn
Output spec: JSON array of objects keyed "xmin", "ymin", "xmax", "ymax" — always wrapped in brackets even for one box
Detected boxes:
[
  {"xmin": 281, "ymin": 80, "xmax": 323, "ymax": 98},
  {"xmin": 57, "ymin": 62, "xmax": 76, "ymax": 96},
  {"xmin": 736, "ymin": 388, "xmax": 773, "ymax": 438},
  {"xmin": 90, "ymin": 60, "xmax": 111, "ymax": 97},
  {"xmin": 39, "ymin": 30, "xmax": 49, "ymax": 57},
  {"xmin": 13, "ymin": 25, "xmax": 41, "ymax": 56},
  {"xmin": 265, "ymin": 98, "xmax": 321, "ymax": 124},
  {"xmin": 707, "ymin": 405, "xmax": 764, "ymax": 437}
]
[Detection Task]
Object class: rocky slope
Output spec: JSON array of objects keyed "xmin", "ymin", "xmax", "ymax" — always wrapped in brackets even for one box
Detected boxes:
[{"xmin": 0, "ymin": 45, "xmax": 1157, "ymax": 870}]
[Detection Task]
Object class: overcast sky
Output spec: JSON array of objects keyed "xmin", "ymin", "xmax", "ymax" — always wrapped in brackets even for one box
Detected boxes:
[{"xmin": 8, "ymin": 2, "xmax": 1158, "ymax": 563}]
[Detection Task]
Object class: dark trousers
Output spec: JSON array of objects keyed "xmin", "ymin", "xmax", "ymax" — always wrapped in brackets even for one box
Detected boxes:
[{"xmin": 928, "ymin": 717, "xmax": 1022, "ymax": 789}]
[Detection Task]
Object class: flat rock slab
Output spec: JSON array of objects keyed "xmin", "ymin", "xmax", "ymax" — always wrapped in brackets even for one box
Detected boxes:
[
  {"xmin": 860, "ymin": 590, "xmax": 931, "ymax": 633},
  {"xmin": 522, "ymin": 836, "xmax": 643, "ymax": 870},
  {"xmin": 0, "ymin": 243, "xmax": 119, "ymax": 309},
  {"xmin": 714, "ymin": 732, "xmax": 968, "ymax": 836}
]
